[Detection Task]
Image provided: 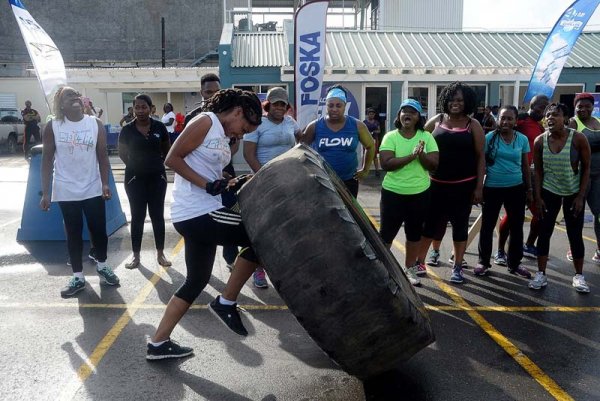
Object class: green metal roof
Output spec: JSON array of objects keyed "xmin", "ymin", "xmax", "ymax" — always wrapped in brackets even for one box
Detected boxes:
[{"xmin": 231, "ymin": 30, "xmax": 600, "ymax": 71}]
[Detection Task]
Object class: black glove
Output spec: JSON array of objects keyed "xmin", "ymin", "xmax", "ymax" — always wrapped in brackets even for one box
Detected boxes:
[
  {"xmin": 205, "ymin": 179, "xmax": 229, "ymax": 196},
  {"xmin": 228, "ymin": 174, "xmax": 251, "ymax": 193}
]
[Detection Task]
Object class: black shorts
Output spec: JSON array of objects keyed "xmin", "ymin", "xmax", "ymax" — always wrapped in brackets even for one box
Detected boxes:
[
  {"xmin": 380, "ymin": 188, "xmax": 430, "ymax": 243},
  {"xmin": 423, "ymin": 180, "xmax": 475, "ymax": 242}
]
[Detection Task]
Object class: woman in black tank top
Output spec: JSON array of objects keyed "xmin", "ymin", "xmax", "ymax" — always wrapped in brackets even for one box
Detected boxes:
[{"xmin": 417, "ymin": 82, "xmax": 486, "ymax": 284}]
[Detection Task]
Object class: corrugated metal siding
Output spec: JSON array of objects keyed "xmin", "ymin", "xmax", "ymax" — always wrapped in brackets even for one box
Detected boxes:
[
  {"xmin": 379, "ymin": 0, "xmax": 463, "ymax": 31},
  {"xmin": 231, "ymin": 32, "xmax": 289, "ymax": 67},
  {"xmin": 231, "ymin": 31, "xmax": 600, "ymax": 69}
]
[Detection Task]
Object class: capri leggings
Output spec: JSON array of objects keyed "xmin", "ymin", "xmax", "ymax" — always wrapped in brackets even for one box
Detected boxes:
[
  {"xmin": 423, "ymin": 180, "xmax": 475, "ymax": 242},
  {"xmin": 59, "ymin": 196, "xmax": 108, "ymax": 273},
  {"xmin": 172, "ymin": 208, "xmax": 258, "ymax": 304},
  {"xmin": 586, "ymin": 172, "xmax": 600, "ymax": 245},
  {"xmin": 380, "ymin": 188, "xmax": 430, "ymax": 243},
  {"xmin": 537, "ymin": 189, "xmax": 584, "ymax": 259}
]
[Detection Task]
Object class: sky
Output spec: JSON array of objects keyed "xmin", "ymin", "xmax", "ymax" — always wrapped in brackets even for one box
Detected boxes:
[{"xmin": 463, "ymin": 0, "xmax": 600, "ymax": 31}]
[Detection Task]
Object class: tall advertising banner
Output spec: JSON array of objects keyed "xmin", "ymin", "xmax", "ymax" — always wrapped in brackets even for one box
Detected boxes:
[
  {"xmin": 294, "ymin": 0, "xmax": 329, "ymax": 129},
  {"xmin": 523, "ymin": 0, "xmax": 600, "ymax": 104},
  {"xmin": 9, "ymin": 0, "xmax": 67, "ymax": 109}
]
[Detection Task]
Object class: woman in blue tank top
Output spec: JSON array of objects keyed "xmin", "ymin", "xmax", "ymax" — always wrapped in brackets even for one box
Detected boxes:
[{"xmin": 302, "ymin": 85, "xmax": 375, "ymax": 197}]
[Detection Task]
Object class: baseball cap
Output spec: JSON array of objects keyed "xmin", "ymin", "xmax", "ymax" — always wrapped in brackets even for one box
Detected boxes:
[
  {"xmin": 400, "ymin": 99, "xmax": 423, "ymax": 114},
  {"xmin": 267, "ymin": 87, "xmax": 289, "ymax": 105}
]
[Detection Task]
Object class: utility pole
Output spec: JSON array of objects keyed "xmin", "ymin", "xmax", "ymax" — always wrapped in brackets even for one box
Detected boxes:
[{"xmin": 161, "ymin": 17, "xmax": 166, "ymax": 68}]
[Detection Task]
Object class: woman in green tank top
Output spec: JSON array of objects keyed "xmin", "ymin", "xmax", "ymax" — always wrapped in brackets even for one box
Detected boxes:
[
  {"xmin": 530, "ymin": 103, "xmax": 591, "ymax": 293},
  {"xmin": 568, "ymin": 93, "xmax": 600, "ymax": 264}
]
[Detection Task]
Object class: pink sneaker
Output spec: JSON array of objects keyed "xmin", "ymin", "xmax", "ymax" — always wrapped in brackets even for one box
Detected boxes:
[{"xmin": 415, "ymin": 262, "xmax": 427, "ymax": 276}]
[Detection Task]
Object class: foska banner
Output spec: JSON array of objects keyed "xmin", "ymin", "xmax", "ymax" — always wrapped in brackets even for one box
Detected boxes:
[
  {"xmin": 294, "ymin": 0, "xmax": 329, "ymax": 129},
  {"xmin": 524, "ymin": 0, "xmax": 600, "ymax": 103},
  {"xmin": 9, "ymin": 0, "xmax": 67, "ymax": 109}
]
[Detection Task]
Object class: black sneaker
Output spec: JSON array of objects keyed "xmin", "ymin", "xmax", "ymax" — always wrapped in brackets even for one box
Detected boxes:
[
  {"xmin": 208, "ymin": 296, "xmax": 248, "ymax": 336},
  {"xmin": 146, "ymin": 339, "xmax": 193, "ymax": 361}
]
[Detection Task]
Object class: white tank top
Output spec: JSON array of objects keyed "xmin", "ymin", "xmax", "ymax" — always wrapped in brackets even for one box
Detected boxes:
[
  {"xmin": 171, "ymin": 112, "xmax": 231, "ymax": 223},
  {"xmin": 51, "ymin": 115, "xmax": 102, "ymax": 202}
]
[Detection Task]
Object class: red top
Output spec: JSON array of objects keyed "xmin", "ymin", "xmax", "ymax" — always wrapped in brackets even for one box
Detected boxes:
[{"xmin": 516, "ymin": 114, "xmax": 544, "ymax": 164}]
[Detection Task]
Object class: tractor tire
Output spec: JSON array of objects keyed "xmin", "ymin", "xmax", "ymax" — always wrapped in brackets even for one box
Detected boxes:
[{"xmin": 237, "ymin": 144, "xmax": 434, "ymax": 380}]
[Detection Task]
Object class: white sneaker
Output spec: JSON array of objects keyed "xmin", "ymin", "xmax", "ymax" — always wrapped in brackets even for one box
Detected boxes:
[
  {"xmin": 528, "ymin": 271, "xmax": 547, "ymax": 290},
  {"xmin": 403, "ymin": 266, "xmax": 421, "ymax": 286},
  {"xmin": 592, "ymin": 250, "xmax": 600, "ymax": 264},
  {"xmin": 572, "ymin": 274, "xmax": 590, "ymax": 293}
]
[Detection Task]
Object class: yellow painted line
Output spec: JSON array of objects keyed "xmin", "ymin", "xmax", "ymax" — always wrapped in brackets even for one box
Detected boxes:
[
  {"xmin": 2, "ymin": 302, "xmax": 600, "ymax": 313},
  {"xmin": 66, "ymin": 237, "xmax": 185, "ymax": 395},
  {"xmin": 366, "ymin": 211, "xmax": 575, "ymax": 401}
]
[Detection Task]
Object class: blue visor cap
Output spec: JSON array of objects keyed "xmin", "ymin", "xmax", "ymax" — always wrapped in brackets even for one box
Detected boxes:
[{"xmin": 399, "ymin": 99, "xmax": 423, "ymax": 114}]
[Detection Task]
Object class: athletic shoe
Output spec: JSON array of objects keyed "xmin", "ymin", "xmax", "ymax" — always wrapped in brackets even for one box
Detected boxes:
[
  {"xmin": 414, "ymin": 262, "xmax": 427, "ymax": 276},
  {"xmin": 97, "ymin": 265, "xmax": 120, "ymax": 285},
  {"xmin": 528, "ymin": 271, "xmax": 547, "ymax": 290},
  {"xmin": 253, "ymin": 268, "xmax": 268, "ymax": 288},
  {"xmin": 566, "ymin": 250, "xmax": 573, "ymax": 261},
  {"xmin": 592, "ymin": 250, "xmax": 600, "ymax": 264},
  {"xmin": 473, "ymin": 263, "xmax": 490, "ymax": 276},
  {"xmin": 426, "ymin": 250, "xmax": 440, "ymax": 266},
  {"xmin": 572, "ymin": 274, "xmax": 590, "ymax": 293},
  {"xmin": 208, "ymin": 296, "xmax": 248, "ymax": 336},
  {"xmin": 449, "ymin": 254, "xmax": 468, "ymax": 268},
  {"xmin": 88, "ymin": 248, "xmax": 98, "ymax": 263},
  {"xmin": 509, "ymin": 265, "xmax": 532, "ymax": 279},
  {"xmin": 523, "ymin": 244, "xmax": 538, "ymax": 259},
  {"xmin": 403, "ymin": 266, "xmax": 421, "ymax": 286},
  {"xmin": 450, "ymin": 266, "xmax": 464, "ymax": 283},
  {"xmin": 60, "ymin": 277, "xmax": 85, "ymax": 297},
  {"xmin": 493, "ymin": 250, "xmax": 507, "ymax": 266},
  {"xmin": 146, "ymin": 339, "xmax": 193, "ymax": 361}
]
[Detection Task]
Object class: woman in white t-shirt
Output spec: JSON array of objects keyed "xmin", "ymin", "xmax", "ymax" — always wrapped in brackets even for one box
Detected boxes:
[
  {"xmin": 40, "ymin": 86, "xmax": 120, "ymax": 298},
  {"xmin": 161, "ymin": 102, "xmax": 176, "ymax": 133},
  {"xmin": 147, "ymin": 89, "xmax": 263, "ymax": 361}
]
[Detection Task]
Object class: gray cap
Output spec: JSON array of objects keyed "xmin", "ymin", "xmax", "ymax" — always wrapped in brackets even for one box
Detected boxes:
[{"xmin": 267, "ymin": 87, "xmax": 289, "ymax": 105}]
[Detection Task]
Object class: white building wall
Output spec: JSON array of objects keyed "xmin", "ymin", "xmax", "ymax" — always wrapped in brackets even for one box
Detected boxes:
[{"xmin": 378, "ymin": 0, "xmax": 463, "ymax": 31}]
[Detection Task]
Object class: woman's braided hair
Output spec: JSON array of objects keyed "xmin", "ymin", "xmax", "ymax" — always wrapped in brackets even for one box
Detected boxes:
[{"xmin": 202, "ymin": 88, "xmax": 262, "ymax": 126}]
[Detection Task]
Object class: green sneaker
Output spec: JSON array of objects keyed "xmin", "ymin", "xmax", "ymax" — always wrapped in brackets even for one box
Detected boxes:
[
  {"xmin": 60, "ymin": 277, "xmax": 86, "ymax": 297},
  {"xmin": 97, "ymin": 265, "xmax": 120, "ymax": 285}
]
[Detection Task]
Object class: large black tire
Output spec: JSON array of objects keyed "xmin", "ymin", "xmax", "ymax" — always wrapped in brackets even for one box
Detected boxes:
[{"xmin": 237, "ymin": 144, "xmax": 435, "ymax": 380}]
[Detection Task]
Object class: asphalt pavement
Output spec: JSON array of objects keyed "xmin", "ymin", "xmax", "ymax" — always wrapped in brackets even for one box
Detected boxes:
[{"xmin": 0, "ymin": 153, "xmax": 599, "ymax": 401}]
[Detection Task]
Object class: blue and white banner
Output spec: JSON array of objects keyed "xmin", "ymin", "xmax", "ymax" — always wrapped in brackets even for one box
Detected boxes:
[
  {"xmin": 9, "ymin": 0, "xmax": 67, "ymax": 109},
  {"xmin": 294, "ymin": 0, "xmax": 328, "ymax": 129},
  {"xmin": 524, "ymin": 0, "xmax": 600, "ymax": 103}
]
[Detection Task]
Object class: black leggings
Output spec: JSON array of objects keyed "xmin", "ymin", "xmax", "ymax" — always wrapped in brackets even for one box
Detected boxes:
[
  {"xmin": 173, "ymin": 208, "xmax": 258, "ymax": 304},
  {"xmin": 343, "ymin": 178, "xmax": 359, "ymax": 198},
  {"xmin": 380, "ymin": 188, "xmax": 430, "ymax": 243},
  {"xmin": 423, "ymin": 180, "xmax": 475, "ymax": 242},
  {"xmin": 537, "ymin": 189, "xmax": 584, "ymax": 259},
  {"xmin": 478, "ymin": 185, "xmax": 525, "ymax": 269},
  {"xmin": 58, "ymin": 196, "xmax": 108, "ymax": 273},
  {"xmin": 124, "ymin": 172, "xmax": 167, "ymax": 253}
]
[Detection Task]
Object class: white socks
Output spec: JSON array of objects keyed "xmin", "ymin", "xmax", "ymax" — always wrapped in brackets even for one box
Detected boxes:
[{"xmin": 219, "ymin": 296, "xmax": 235, "ymax": 306}]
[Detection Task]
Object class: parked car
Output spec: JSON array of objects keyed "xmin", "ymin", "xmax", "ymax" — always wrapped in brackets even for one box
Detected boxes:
[{"xmin": 0, "ymin": 108, "xmax": 25, "ymax": 154}]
